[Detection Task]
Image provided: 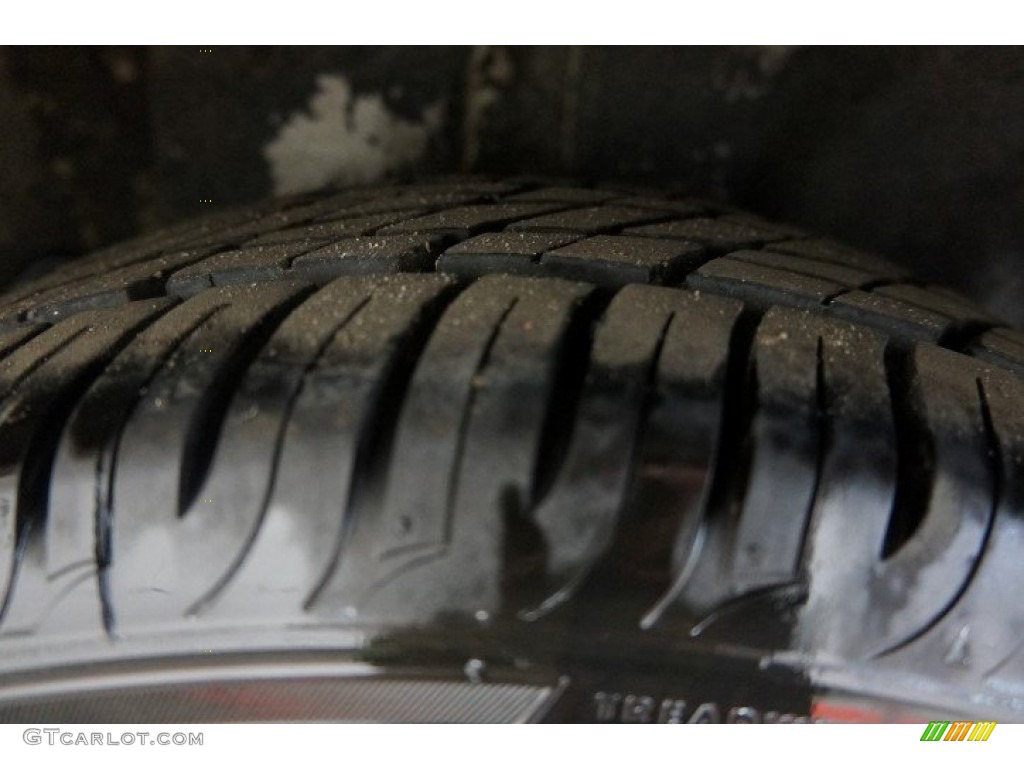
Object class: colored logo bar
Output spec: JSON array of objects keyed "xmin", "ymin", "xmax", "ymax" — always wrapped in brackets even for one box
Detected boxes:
[{"xmin": 920, "ymin": 721, "xmax": 996, "ymax": 741}]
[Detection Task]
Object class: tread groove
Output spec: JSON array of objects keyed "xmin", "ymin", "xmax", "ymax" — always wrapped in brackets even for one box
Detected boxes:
[
  {"xmin": 574, "ymin": 305, "xmax": 685, "ymax": 621},
  {"xmin": 442, "ymin": 299, "xmax": 521, "ymax": 555},
  {"xmin": 520, "ymin": 304, "xmax": 678, "ymax": 622},
  {"xmin": 529, "ymin": 292, "xmax": 611, "ymax": 508},
  {"xmin": 875, "ymin": 377, "xmax": 1002, "ymax": 658},
  {"xmin": 185, "ymin": 294, "xmax": 376, "ymax": 616},
  {"xmin": 0, "ymin": 179, "xmax": 1021, "ymax": 719},
  {"xmin": 0, "ymin": 326, "xmax": 49, "ymax": 367},
  {"xmin": 0, "ymin": 302, "xmax": 177, "ymax": 626},
  {"xmin": 95, "ymin": 303, "xmax": 231, "ymax": 635},
  {"xmin": 799, "ymin": 336, "xmax": 831, "ymax": 569},
  {"xmin": 700, "ymin": 310, "xmax": 761, "ymax": 528},
  {"xmin": 176, "ymin": 287, "xmax": 316, "ymax": 517},
  {"xmin": 880, "ymin": 344, "xmax": 935, "ymax": 559},
  {"xmin": 345, "ymin": 296, "xmax": 525, "ymax": 608},
  {"xmin": 303, "ymin": 281, "xmax": 464, "ymax": 609},
  {"xmin": 0, "ymin": 327, "xmax": 91, "ymax": 403},
  {"xmin": 641, "ymin": 308, "xmax": 762, "ymax": 628}
]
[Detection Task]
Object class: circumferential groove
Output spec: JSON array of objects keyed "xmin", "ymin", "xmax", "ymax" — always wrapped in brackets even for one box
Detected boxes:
[
  {"xmin": 303, "ymin": 281, "xmax": 464, "ymax": 609},
  {"xmin": 880, "ymin": 343, "xmax": 935, "ymax": 559},
  {"xmin": 176, "ymin": 288, "xmax": 315, "ymax": 517}
]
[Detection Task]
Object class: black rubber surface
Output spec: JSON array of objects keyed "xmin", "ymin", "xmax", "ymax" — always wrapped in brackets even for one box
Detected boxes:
[{"xmin": 0, "ymin": 176, "xmax": 1022, "ymax": 722}]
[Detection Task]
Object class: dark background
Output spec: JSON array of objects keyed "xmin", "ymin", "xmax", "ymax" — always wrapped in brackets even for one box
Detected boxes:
[{"xmin": 1, "ymin": 46, "xmax": 1022, "ymax": 324}]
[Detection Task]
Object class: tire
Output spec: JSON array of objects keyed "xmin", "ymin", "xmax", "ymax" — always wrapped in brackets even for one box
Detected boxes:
[{"xmin": 0, "ymin": 176, "xmax": 1022, "ymax": 724}]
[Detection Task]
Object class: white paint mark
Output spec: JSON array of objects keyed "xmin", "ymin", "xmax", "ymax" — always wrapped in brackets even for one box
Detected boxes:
[{"xmin": 263, "ymin": 74, "xmax": 444, "ymax": 196}]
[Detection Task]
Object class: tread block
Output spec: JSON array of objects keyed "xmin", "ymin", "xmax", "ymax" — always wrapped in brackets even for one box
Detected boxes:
[
  {"xmin": 0, "ymin": 317, "xmax": 103, "ymax": 401},
  {"xmin": 717, "ymin": 213, "xmax": 809, "ymax": 240},
  {"xmin": 169, "ymin": 276, "xmax": 458, "ymax": 622},
  {"xmin": 290, "ymin": 235, "xmax": 448, "ymax": 281},
  {"xmin": 313, "ymin": 202, "xmax": 428, "ymax": 222},
  {"xmin": 873, "ymin": 283, "xmax": 996, "ymax": 325},
  {"xmin": 688, "ymin": 256, "xmax": 845, "ymax": 309},
  {"xmin": 729, "ymin": 310, "xmax": 824, "ymax": 593},
  {"xmin": 255, "ymin": 188, "xmax": 418, "ymax": 224},
  {"xmin": 41, "ymin": 289, "xmax": 242, "ymax": 635},
  {"xmin": 829, "ymin": 290, "xmax": 953, "ymax": 342},
  {"xmin": 166, "ymin": 243, "xmax": 327, "ymax": 297},
  {"xmin": 197, "ymin": 275, "xmax": 457, "ymax": 622},
  {"xmin": 0, "ymin": 206, "xmax": 265, "ymax": 304},
  {"xmin": 766, "ymin": 239, "xmax": 907, "ymax": 278},
  {"xmin": 0, "ymin": 306, "xmax": 175, "ymax": 404},
  {"xmin": 676, "ymin": 309, "xmax": 826, "ymax": 612},
  {"xmin": 970, "ymin": 328, "xmax": 1024, "ymax": 373},
  {"xmin": 862, "ymin": 347, "xmax": 994, "ymax": 656},
  {"xmin": 380, "ymin": 178, "xmax": 527, "ymax": 198},
  {"xmin": 245, "ymin": 211, "xmax": 430, "ymax": 246},
  {"xmin": 82, "ymin": 206, "xmax": 273, "ymax": 273},
  {"xmin": 729, "ymin": 249, "xmax": 880, "ymax": 288},
  {"xmin": 604, "ymin": 196, "xmax": 708, "ymax": 216},
  {"xmin": 2, "ymin": 181, "xmax": 1023, "ymax": 689},
  {"xmin": 0, "ymin": 248, "xmax": 221, "ymax": 326},
  {"xmin": 437, "ymin": 232, "xmax": 583, "ymax": 279},
  {"xmin": 170, "ymin": 189, "xmax": 405, "ymax": 250},
  {"xmin": 174, "ymin": 208, "xmax": 334, "ymax": 251},
  {"xmin": 603, "ymin": 289, "xmax": 745, "ymax": 628},
  {"xmin": 315, "ymin": 188, "xmax": 512, "ymax": 220},
  {"xmin": 524, "ymin": 285, "xmax": 736, "ymax": 619},
  {"xmin": 313, "ymin": 275, "xmax": 595, "ymax": 623},
  {"xmin": 0, "ymin": 300, "xmax": 176, "ymax": 635},
  {"xmin": 107, "ymin": 281, "xmax": 316, "ymax": 634},
  {"xmin": 504, "ymin": 186, "xmax": 619, "ymax": 204},
  {"xmin": 507, "ymin": 206, "xmax": 665, "ymax": 235},
  {"xmin": 17, "ymin": 249, "xmax": 223, "ymax": 323},
  {"xmin": 990, "ymin": 327, "xmax": 1024, "ymax": 346},
  {"xmin": 877, "ymin": 366, "xmax": 1024, "ymax": 686},
  {"xmin": 795, "ymin": 319, "xmax": 897, "ymax": 658},
  {"xmin": 799, "ymin": 346, "xmax": 995, "ymax": 660},
  {"xmin": 379, "ymin": 203, "xmax": 567, "ymax": 238},
  {"xmin": 0, "ymin": 326, "xmax": 47, "ymax": 365},
  {"xmin": 626, "ymin": 217, "xmax": 788, "ymax": 252},
  {"xmin": 540, "ymin": 235, "xmax": 706, "ymax": 287}
]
